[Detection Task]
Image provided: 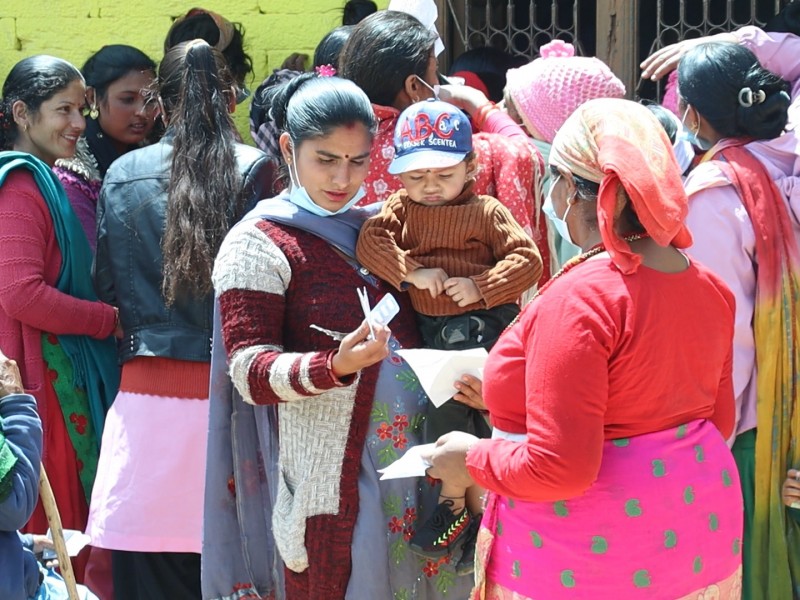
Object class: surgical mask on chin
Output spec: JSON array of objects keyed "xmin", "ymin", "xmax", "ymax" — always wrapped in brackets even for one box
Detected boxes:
[
  {"xmin": 680, "ymin": 106, "xmax": 713, "ymax": 152},
  {"xmin": 287, "ymin": 146, "xmax": 365, "ymax": 217},
  {"xmin": 542, "ymin": 175, "xmax": 576, "ymax": 246}
]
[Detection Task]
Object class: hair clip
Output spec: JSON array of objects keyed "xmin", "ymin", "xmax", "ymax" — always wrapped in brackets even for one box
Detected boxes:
[
  {"xmin": 315, "ymin": 64, "xmax": 337, "ymax": 78},
  {"xmin": 738, "ymin": 87, "xmax": 766, "ymax": 108}
]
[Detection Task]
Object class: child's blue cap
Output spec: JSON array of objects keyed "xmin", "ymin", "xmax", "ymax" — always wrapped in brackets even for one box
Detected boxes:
[{"xmin": 389, "ymin": 99, "xmax": 473, "ymax": 175}]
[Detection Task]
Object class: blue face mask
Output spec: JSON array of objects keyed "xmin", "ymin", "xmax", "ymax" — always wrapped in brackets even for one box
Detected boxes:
[
  {"xmin": 287, "ymin": 145, "xmax": 366, "ymax": 217},
  {"xmin": 542, "ymin": 175, "xmax": 576, "ymax": 246},
  {"xmin": 680, "ymin": 106, "xmax": 713, "ymax": 152}
]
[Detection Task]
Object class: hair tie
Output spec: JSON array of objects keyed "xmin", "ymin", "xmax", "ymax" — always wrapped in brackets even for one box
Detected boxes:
[
  {"xmin": 738, "ymin": 87, "xmax": 766, "ymax": 108},
  {"xmin": 315, "ymin": 64, "xmax": 337, "ymax": 77}
]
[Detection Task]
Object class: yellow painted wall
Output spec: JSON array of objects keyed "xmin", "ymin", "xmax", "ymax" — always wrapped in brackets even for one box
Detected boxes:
[{"xmin": 0, "ymin": 0, "xmax": 389, "ymax": 139}]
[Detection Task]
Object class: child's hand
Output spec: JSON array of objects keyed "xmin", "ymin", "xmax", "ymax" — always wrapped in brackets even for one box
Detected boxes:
[
  {"xmin": 32, "ymin": 534, "xmax": 54, "ymax": 554},
  {"xmin": 783, "ymin": 469, "xmax": 800, "ymax": 508},
  {"xmin": 406, "ymin": 268, "xmax": 449, "ymax": 298},
  {"xmin": 444, "ymin": 278, "xmax": 481, "ymax": 307}
]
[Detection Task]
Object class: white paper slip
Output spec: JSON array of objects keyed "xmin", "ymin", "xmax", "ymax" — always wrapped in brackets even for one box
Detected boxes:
[
  {"xmin": 396, "ymin": 348, "xmax": 488, "ymax": 407},
  {"xmin": 378, "ymin": 443, "xmax": 435, "ymax": 480}
]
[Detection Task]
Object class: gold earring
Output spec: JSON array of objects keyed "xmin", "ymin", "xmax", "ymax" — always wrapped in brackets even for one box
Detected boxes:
[{"xmin": 89, "ymin": 104, "xmax": 99, "ymax": 120}]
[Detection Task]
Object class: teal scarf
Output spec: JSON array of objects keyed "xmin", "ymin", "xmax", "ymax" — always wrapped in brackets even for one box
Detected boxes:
[{"xmin": 0, "ymin": 151, "xmax": 119, "ymax": 445}]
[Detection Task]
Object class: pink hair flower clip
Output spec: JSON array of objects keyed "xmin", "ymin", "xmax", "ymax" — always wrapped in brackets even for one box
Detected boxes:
[
  {"xmin": 315, "ymin": 64, "xmax": 337, "ymax": 77},
  {"xmin": 540, "ymin": 39, "xmax": 575, "ymax": 59}
]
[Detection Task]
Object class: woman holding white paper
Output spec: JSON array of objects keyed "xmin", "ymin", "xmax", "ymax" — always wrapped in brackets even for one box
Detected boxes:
[
  {"xmin": 203, "ymin": 73, "xmax": 474, "ymax": 600},
  {"xmin": 424, "ymin": 100, "xmax": 742, "ymax": 599}
]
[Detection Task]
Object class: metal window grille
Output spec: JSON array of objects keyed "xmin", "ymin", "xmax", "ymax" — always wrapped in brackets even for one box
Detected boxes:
[
  {"xmin": 441, "ymin": 0, "xmax": 791, "ymax": 99},
  {"xmin": 442, "ymin": 0, "xmax": 587, "ymax": 64}
]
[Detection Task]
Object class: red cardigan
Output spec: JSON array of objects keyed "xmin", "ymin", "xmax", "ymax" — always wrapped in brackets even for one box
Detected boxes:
[
  {"xmin": 467, "ymin": 257, "xmax": 736, "ymax": 502},
  {"xmin": 0, "ymin": 170, "xmax": 116, "ymax": 427}
]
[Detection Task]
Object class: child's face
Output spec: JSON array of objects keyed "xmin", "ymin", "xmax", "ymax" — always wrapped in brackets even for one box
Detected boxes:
[{"xmin": 399, "ymin": 160, "xmax": 471, "ymax": 206}]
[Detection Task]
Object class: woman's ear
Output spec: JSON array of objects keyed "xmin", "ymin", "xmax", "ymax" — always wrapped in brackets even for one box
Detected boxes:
[
  {"xmin": 403, "ymin": 74, "xmax": 421, "ymax": 105},
  {"xmin": 11, "ymin": 99, "xmax": 30, "ymax": 131},
  {"xmin": 85, "ymin": 87, "xmax": 97, "ymax": 109},
  {"xmin": 278, "ymin": 132, "xmax": 293, "ymax": 164}
]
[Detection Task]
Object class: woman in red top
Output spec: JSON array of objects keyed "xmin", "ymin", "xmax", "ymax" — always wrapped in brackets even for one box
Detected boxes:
[
  {"xmin": 0, "ymin": 56, "xmax": 121, "ymax": 581},
  {"xmin": 424, "ymin": 99, "xmax": 743, "ymax": 599}
]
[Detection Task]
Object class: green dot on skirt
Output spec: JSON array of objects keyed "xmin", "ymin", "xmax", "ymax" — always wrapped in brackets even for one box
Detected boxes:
[
  {"xmin": 633, "ymin": 570, "xmax": 651, "ymax": 588},
  {"xmin": 560, "ymin": 570, "xmax": 576, "ymax": 588},
  {"xmin": 664, "ymin": 529, "xmax": 677, "ymax": 548},
  {"xmin": 693, "ymin": 556, "xmax": 703, "ymax": 574}
]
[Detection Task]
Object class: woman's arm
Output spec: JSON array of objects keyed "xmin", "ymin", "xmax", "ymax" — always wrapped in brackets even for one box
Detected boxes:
[
  {"xmin": 437, "ymin": 84, "xmax": 529, "ymax": 141},
  {"xmin": 214, "ymin": 221, "xmax": 388, "ymax": 405},
  {"xmin": 684, "ymin": 170, "xmax": 757, "ymax": 434},
  {"xmin": 93, "ymin": 182, "xmax": 116, "ymax": 306},
  {"xmin": 0, "ymin": 179, "xmax": 115, "ymax": 339}
]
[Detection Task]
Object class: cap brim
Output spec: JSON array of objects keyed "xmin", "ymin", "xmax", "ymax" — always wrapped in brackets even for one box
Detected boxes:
[{"xmin": 388, "ymin": 151, "xmax": 467, "ymax": 175}]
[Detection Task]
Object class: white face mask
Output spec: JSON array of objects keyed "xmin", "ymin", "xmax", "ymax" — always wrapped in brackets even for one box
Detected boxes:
[
  {"xmin": 542, "ymin": 174, "xmax": 576, "ymax": 246},
  {"xmin": 287, "ymin": 144, "xmax": 365, "ymax": 217},
  {"xmin": 680, "ymin": 106, "xmax": 713, "ymax": 152}
]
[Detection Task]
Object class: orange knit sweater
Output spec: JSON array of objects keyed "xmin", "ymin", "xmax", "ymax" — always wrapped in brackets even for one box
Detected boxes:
[{"xmin": 356, "ymin": 183, "xmax": 542, "ymax": 316}]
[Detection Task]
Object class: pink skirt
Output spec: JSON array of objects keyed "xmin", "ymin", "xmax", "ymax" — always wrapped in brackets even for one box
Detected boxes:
[
  {"xmin": 472, "ymin": 419, "xmax": 743, "ymax": 599},
  {"xmin": 87, "ymin": 390, "xmax": 209, "ymax": 553}
]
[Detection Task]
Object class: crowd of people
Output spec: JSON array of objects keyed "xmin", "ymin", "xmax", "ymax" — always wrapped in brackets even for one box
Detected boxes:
[{"xmin": 1, "ymin": 0, "xmax": 800, "ymax": 599}]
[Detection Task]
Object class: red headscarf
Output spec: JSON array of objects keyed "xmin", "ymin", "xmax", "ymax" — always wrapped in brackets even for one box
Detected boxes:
[{"xmin": 549, "ymin": 98, "xmax": 692, "ymax": 274}]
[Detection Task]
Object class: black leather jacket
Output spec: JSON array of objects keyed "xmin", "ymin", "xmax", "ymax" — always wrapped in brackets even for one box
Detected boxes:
[{"xmin": 94, "ymin": 138, "xmax": 277, "ymax": 364}]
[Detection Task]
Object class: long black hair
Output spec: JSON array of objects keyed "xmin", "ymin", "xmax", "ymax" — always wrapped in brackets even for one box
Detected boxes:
[
  {"xmin": 0, "ymin": 55, "xmax": 83, "ymax": 150},
  {"xmin": 678, "ymin": 42, "xmax": 790, "ymax": 140},
  {"xmin": 159, "ymin": 40, "xmax": 243, "ymax": 305},
  {"xmin": 340, "ymin": 11, "xmax": 437, "ymax": 107}
]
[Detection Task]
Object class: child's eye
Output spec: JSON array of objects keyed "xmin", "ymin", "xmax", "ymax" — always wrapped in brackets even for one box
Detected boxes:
[
  {"xmin": 439, "ymin": 174, "xmax": 452, "ymax": 180},
  {"xmin": 408, "ymin": 175, "xmax": 423, "ymax": 182}
]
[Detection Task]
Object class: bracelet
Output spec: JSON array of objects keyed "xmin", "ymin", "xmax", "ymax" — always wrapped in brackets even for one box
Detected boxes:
[{"xmin": 473, "ymin": 102, "xmax": 499, "ymax": 130}]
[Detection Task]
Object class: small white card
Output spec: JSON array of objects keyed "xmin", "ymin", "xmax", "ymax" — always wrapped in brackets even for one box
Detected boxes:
[
  {"xmin": 378, "ymin": 443, "xmax": 434, "ymax": 480},
  {"xmin": 358, "ymin": 288, "xmax": 399, "ymax": 338}
]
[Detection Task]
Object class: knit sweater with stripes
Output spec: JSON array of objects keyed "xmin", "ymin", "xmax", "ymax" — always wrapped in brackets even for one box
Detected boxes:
[
  {"xmin": 356, "ymin": 182, "xmax": 543, "ymax": 316},
  {"xmin": 213, "ymin": 215, "xmax": 421, "ymax": 598}
]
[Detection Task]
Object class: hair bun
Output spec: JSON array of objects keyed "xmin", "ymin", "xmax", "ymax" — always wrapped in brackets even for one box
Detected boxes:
[{"xmin": 540, "ymin": 40, "xmax": 575, "ymax": 59}]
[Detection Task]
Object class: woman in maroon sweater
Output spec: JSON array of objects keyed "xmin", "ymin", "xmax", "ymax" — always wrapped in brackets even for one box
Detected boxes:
[
  {"xmin": 424, "ymin": 99, "xmax": 743, "ymax": 599},
  {"xmin": 0, "ymin": 56, "xmax": 120, "ymax": 580}
]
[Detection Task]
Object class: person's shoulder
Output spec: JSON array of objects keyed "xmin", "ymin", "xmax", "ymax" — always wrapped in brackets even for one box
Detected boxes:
[
  {"xmin": 104, "ymin": 141, "xmax": 170, "ymax": 183},
  {"xmin": 687, "ymin": 260, "xmax": 736, "ymax": 306}
]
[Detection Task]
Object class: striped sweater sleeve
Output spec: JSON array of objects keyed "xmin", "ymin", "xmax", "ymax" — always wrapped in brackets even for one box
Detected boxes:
[
  {"xmin": 472, "ymin": 199, "xmax": 543, "ymax": 307},
  {"xmin": 213, "ymin": 220, "xmax": 352, "ymax": 405}
]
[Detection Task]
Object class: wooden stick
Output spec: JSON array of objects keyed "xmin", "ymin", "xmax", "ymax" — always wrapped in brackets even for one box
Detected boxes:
[{"xmin": 38, "ymin": 463, "xmax": 80, "ymax": 600}]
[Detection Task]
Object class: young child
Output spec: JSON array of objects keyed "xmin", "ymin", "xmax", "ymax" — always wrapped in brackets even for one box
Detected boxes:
[{"xmin": 356, "ymin": 99, "xmax": 542, "ymax": 571}]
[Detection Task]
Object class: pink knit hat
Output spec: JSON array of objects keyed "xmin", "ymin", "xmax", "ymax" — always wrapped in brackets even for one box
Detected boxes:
[{"xmin": 505, "ymin": 40, "xmax": 626, "ymax": 143}]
